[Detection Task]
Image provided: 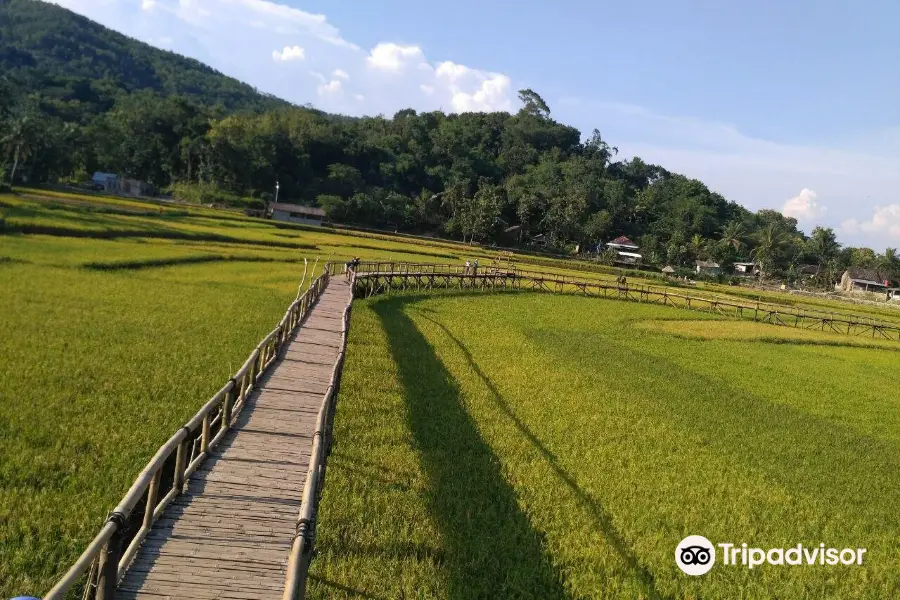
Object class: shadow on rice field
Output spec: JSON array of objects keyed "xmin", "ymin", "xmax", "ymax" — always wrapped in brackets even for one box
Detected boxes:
[{"xmin": 312, "ymin": 291, "xmax": 900, "ymax": 599}]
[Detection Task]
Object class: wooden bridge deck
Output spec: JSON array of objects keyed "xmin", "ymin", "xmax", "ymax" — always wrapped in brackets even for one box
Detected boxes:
[{"xmin": 118, "ymin": 278, "xmax": 352, "ymax": 599}]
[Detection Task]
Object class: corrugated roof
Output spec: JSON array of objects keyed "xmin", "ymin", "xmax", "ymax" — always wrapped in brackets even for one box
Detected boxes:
[
  {"xmin": 608, "ymin": 235, "xmax": 637, "ymax": 246},
  {"xmin": 696, "ymin": 260, "xmax": 721, "ymax": 268}
]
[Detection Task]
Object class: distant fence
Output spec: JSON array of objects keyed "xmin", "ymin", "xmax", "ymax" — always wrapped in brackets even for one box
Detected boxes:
[
  {"xmin": 45, "ymin": 263, "xmax": 342, "ymax": 600},
  {"xmin": 352, "ymin": 262, "xmax": 900, "ymax": 342}
]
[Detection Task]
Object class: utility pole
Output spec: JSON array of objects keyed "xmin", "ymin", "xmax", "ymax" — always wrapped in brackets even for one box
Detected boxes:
[{"xmin": 269, "ymin": 179, "xmax": 279, "ymax": 218}]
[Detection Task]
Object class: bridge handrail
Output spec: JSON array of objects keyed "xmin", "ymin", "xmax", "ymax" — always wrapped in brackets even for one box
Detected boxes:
[
  {"xmin": 44, "ymin": 265, "xmax": 334, "ymax": 600},
  {"xmin": 353, "ymin": 261, "xmax": 900, "ymax": 331}
]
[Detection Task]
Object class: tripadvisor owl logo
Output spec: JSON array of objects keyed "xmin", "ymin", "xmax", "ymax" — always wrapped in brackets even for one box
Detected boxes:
[
  {"xmin": 675, "ymin": 535, "xmax": 868, "ymax": 575},
  {"xmin": 675, "ymin": 535, "xmax": 715, "ymax": 575}
]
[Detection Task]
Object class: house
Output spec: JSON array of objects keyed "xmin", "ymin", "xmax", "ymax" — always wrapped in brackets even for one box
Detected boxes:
[
  {"xmin": 605, "ymin": 235, "xmax": 643, "ymax": 266},
  {"xmin": 661, "ymin": 265, "xmax": 676, "ymax": 277},
  {"xmin": 695, "ymin": 260, "xmax": 722, "ymax": 276},
  {"xmin": 90, "ymin": 172, "xmax": 153, "ymax": 197},
  {"xmin": 839, "ymin": 268, "xmax": 897, "ymax": 294},
  {"xmin": 733, "ymin": 262, "xmax": 759, "ymax": 276},
  {"xmin": 91, "ymin": 172, "xmax": 119, "ymax": 192},
  {"xmin": 270, "ymin": 203, "xmax": 326, "ymax": 226}
]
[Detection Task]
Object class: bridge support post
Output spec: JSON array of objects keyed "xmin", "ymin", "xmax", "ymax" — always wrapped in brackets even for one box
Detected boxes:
[{"xmin": 96, "ymin": 516, "xmax": 125, "ymax": 600}]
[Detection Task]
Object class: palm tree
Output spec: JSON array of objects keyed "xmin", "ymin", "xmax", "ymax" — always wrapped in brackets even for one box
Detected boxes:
[
  {"xmin": 807, "ymin": 226, "xmax": 840, "ymax": 266},
  {"xmin": 750, "ymin": 223, "xmax": 789, "ymax": 279},
  {"xmin": 877, "ymin": 247, "xmax": 899, "ymax": 276},
  {"xmin": 720, "ymin": 221, "xmax": 745, "ymax": 252},
  {"xmin": 689, "ymin": 234, "xmax": 706, "ymax": 260},
  {"xmin": 1, "ymin": 103, "xmax": 38, "ymax": 184}
]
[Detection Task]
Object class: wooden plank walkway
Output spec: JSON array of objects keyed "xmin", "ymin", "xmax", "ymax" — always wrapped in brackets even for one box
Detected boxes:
[{"xmin": 118, "ymin": 278, "xmax": 352, "ymax": 599}]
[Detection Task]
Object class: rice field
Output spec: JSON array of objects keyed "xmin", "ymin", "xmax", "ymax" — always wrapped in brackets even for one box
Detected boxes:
[
  {"xmin": 311, "ymin": 292, "xmax": 900, "ymax": 599},
  {"xmin": 2, "ymin": 189, "xmax": 899, "ymax": 598}
]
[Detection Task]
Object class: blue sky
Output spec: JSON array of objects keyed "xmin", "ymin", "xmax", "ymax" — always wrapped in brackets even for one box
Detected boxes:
[{"xmin": 52, "ymin": 0, "xmax": 900, "ymax": 247}]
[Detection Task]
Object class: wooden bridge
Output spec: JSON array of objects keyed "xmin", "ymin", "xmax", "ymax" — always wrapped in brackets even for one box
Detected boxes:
[
  {"xmin": 353, "ymin": 261, "xmax": 900, "ymax": 341},
  {"xmin": 45, "ymin": 267, "xmax": 352, "ymax": 600}
]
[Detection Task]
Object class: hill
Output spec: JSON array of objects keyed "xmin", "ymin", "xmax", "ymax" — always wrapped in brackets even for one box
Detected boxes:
[
  {"xmin": 0, "ymin": 0, "xmax": 287, "ymax": 119},
  {"xmin": 0, "ymin": 0, "xmax": 893, "ymax": 282}
]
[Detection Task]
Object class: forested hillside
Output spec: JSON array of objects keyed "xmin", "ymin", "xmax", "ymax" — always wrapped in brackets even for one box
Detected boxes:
[
  {"xmin": 1, "ymin": 0, "xmax": 897, "ymax": 283},
  {"xmin": 0, "ymin": 0, "xmax": 286, "ymax": 116}
]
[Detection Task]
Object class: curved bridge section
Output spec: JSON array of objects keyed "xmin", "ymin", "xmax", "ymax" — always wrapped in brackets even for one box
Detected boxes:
[{"xmin": 352, "ymin": 261, "xmax": 900, "ymax": 341}]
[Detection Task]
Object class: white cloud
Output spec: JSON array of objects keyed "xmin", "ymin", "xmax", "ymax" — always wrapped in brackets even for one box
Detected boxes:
[
  {"xmin": 365, "ymin": 43, "xmax": 424, "ymax": 71},
  {"xmin": 451, "ymin": 74, "xmax": 512, "ymax": 112},
  {"xmin": 317, "ymin": 79, "xmax": 342, "ymax": 96},
  {"xmin": 141, "ymin": 0, "xmax": 155, "ymax": 10},
  {"xmin": 354, "ymin": 94, "xmax": 365, "ymax": 102},
  {"xmin": 420, "ymin": 84, "xmax": 434, "ymax": 95},
  {"xmin": 332, "ymin": 69, "xmax": 349, "ymax": 80},
  {"xmin": 435, "ymin": 61, "xmax": 470, "ymax": 82},
  {"xmin": 272, "ymin": 45, "xmax": 305, "ymax": 62},
  {"xmin": 782, "ymin": 188, "xmax": 825, "ymax": 221},
  {"xmin": 203, "ymin": 0, "xmax": 357, "ymax": 49},
  {"xmin": 841, "ymin": 205, "xmax": 900, "ymax": 242}
]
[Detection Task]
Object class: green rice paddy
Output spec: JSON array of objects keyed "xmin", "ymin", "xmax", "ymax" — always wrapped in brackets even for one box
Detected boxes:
[{"xmin": 1, "ymin": 190, "xmax": 898, "ymax": 599}]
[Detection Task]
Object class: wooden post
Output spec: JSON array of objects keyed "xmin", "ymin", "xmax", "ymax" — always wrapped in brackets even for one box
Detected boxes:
[
  {"xmin": 222, "ymin": 388, "xmax": 233, "ymax": 432},
  {"xmin": 201, "ymin": 413, "xmax": 211, "ymax": 455},
  {"xmin": 173, "ymin": 438, "xmax": 188, "ymax": 493},
  {"xmin": 96, "ymin": 524, "xmax": 124, "ymax": 600},
  {"xmin": 143, "ymin": 470, "xmax": 161, "ymax": 529}
]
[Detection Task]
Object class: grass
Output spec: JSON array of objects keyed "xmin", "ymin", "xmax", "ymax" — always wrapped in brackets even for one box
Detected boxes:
[
  {"xmin": 311, "ymin": 291, "xmax": 900, "ymax": 599},
  {"xmin": 3, "ymin": 188, "xmax": 899, "ymax": 597},
  {"xmin": 0, "ymin": 260, "xmax": 305, "ymax": 596}
]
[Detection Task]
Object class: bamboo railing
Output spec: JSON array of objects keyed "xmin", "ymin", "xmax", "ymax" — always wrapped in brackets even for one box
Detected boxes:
[
  {"xmin": 44, "ymin": 266, "xmax": 335, "ymax": 600},
  {"xmin": 352, "ymin": 261, "xmax": 900, "ymax": 341}
]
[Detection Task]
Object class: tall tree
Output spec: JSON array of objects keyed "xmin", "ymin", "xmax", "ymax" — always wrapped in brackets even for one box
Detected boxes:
[
  {"xmin": 1, "ymin": 98, "xmax": 40, "ymax": 183},
  {"xmin": 517, "ymin": 89, "xmax": 551, "ymax": 119},
  {"xmin": 806, "ymin": 226, "xmax": 840, "ymax": 265}
]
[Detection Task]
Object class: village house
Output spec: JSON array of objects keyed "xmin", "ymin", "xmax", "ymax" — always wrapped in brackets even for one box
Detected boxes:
[
  {"xmin": 733, "ymin": 261, "xmax": 759, "ymax": 276},
  {"xmin": 270, "ymin": 203, "xmax": 326, "ymax": 226},
  {"xmin": 605, "ymin": 235, "xmax": 643, "ymax": 266},
  {"xmin": 91, "ymin": 172, "xmax": 119, "ymax": 192},
  {"xmin": 695, "ymin": 260, "xmax": 722, "ymax": 276},
  {"xmin": 90, "ymin": 172, "xmax": 153, "ymax": 197},
  {"xmin": 839, "ymin": 267, "xmax": 899, "ymax": 297}
]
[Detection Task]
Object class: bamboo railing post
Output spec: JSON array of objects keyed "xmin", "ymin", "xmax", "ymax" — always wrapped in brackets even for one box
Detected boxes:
[
  {"xmin": 173, "ymin": 437, "xmax": 188, "ymax": 493},
  {"xmin": 201, "ymin": 413, "xmax": 211, "ymax": 455},
  {"xmin": 96, "ymin": 524, "xmax": 124, "ymax": 600},
  {"xmin": 143, "ymin": 471, "xmax": 161, "ymax": 530},
  {"xmin": 222, "ymin": 387, "xmax": 233, "ymax": 431}
]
